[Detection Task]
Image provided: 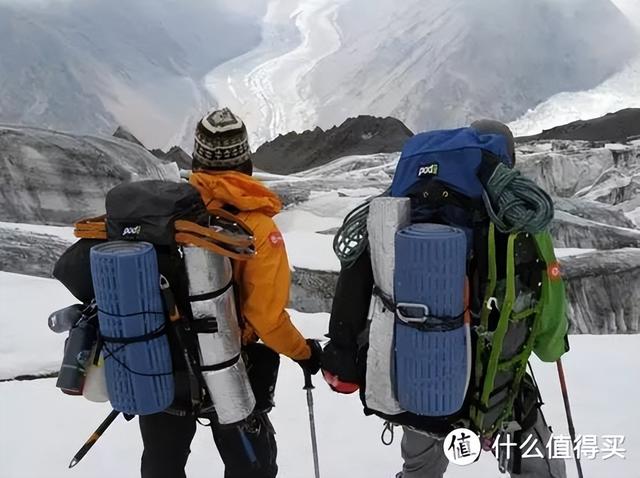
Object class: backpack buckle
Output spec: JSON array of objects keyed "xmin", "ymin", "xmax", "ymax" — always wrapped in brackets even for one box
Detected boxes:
[
  {"xmin": 396, "ymin": 303, "xmax": 430, "ymax": 324},
  {"xmin": 486, "ymin": 297, "xmax": 500, "ymax": 311}
]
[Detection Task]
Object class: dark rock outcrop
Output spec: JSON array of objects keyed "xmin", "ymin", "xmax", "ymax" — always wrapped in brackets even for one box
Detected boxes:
[
  {"xmin": 150, "ymin": 146, "xmax": 193, "ymax": 170},
  {"xmin": 519, "ymin": 108, "xmax": 640, "ymax": 143},
  {"xmin": 253, "ymin": 116, "xmax": 413, "ymax": 174},
  {"xmin": 112, "ymin": 126, "xmax": 145, "ymax": 147},
  {"xmin": 162, "ymin": 146, "xmax": 192, "ymax": 170}
]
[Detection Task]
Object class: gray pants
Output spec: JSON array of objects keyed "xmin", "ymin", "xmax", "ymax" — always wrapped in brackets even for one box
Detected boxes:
[{"xmin": 400, "ymin": 410, "xmax": 566, "ymax": 478}]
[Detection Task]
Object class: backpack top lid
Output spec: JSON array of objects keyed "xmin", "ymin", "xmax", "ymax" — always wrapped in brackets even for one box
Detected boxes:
[
  {"xmin": 390, "ymin": 127, "xmax": 513, "ymax": 199},
  {"xmin": 106, "ymin": 180, "xmax": 206, "ymax": 245}
]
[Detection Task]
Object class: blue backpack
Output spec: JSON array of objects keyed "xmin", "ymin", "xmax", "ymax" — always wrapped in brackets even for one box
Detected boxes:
[
  {"xmin": 392, "ymin": 127, "xmax": 512, "ymax": 236},
  {"xmin": 363, "ymin": 127, "xmax": 537, "ymax": 434}
]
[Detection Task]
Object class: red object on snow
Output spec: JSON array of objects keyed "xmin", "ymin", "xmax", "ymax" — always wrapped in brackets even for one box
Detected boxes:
[{"xmin": 322, "ymin": 369, "xmax": 359, "ymax": 394}]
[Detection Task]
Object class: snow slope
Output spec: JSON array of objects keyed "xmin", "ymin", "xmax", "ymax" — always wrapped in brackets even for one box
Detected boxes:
[
  {"xmin": 0, "ymin": 272, "xmax": 75, "ymax": 380},
  {"xmin": 0, "ymin": 273, "xmax": 638, "ymax": 477},
  {"xmin": 509, "ymin": 57, "xmax": 640, "ymax": 137}
]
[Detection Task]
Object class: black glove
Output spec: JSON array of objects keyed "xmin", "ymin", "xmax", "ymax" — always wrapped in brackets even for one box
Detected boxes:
[{"xmin": 296, "ymin": 339, "xmax": 322, "ymax": 376}]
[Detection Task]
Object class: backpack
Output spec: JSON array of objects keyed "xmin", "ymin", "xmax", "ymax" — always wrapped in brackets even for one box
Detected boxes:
[
  {"xmin": 355, "ymin": 128, "xmax": 568, "ymax": 438},
  {"xmin": 54, "ymin": 180, "xmax": 257, "ymax": 422}
]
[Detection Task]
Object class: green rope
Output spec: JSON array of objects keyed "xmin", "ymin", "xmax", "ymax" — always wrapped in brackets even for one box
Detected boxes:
[
  {"xmin": 332, "ymin": 199, "xmax": 372, "ymax": 267},
  {"xmin": 482, "ymin": 163, "xmax": 554, "ymax": 235}
]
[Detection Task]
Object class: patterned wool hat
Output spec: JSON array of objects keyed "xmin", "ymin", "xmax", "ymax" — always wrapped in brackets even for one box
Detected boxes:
[{"xmin": 192, "ymin": 108, "xmax": 251, "ymax": 169}]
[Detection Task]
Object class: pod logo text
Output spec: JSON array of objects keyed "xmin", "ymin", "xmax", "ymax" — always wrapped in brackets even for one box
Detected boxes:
[{"xmin": 418, "ymin": 163, "xmax": 439, "ymax": 177}]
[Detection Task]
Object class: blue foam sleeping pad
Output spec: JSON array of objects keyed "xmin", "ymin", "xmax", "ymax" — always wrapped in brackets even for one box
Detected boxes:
[
  {"xmin": 90, "ymin": 241, "xmax": 174, "ymax": 415},
  {"xmin": 394, "ymin": 224, "xmax": 468, "ymax": 416}
]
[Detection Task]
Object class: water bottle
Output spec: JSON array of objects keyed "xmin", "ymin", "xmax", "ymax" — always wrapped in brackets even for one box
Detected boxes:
[
  {"xmin": 83, "ymin": 347, "xmax": 109, "ymax": 403},
  {"xmin": 56, "ymin": 320, "xmax": 97, "ymax": 395},
  {"xmin": 48, "ymin": 304, "xmax": 84, "ymax": 333}
]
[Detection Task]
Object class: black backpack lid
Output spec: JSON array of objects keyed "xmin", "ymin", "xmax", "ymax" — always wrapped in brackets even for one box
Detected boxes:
[{"xmin": 105, "ymin": 180, "xmax": 206, "ymax": 245}]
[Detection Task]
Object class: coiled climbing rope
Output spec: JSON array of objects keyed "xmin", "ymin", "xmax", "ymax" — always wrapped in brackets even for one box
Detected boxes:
[
  {"xmin": 482, "ymin": 163, "xmax": 554, "ymax": 235},
  {"xmin": 332, "ymin": 199, "xmax": 372, "ymax": 267}
]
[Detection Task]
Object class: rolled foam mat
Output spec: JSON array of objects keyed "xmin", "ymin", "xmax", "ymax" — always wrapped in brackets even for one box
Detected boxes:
[
  {"xmin": 365, "ymin": 197, "xmax": 410, "ymax": 415},
  {"xmin": 367, "ymin": 197, "xmax": 411, "ymax": 298},
  {"xmin": 90, "ymin": 241, "xmax": 174, "ymax": 415},
  {"xmin": 394, "ymin": 224, "xmax": 468, "ymax": 416}
]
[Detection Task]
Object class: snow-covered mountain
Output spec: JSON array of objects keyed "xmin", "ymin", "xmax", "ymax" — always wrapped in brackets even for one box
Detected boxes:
[
  {"xmin": 207, "ymin": 0, "xmax": 639, "ymax": 146},
  {"xmin": 2, "ymin": 0, "xmax": 637, "ymax": 150},
  {"xmin": 310, "ymin": 0, "xmax": 639, "ymax": 133},
  {"xmin": 0, "ymin": 0, "xmax": 265, "ymax": 148}
]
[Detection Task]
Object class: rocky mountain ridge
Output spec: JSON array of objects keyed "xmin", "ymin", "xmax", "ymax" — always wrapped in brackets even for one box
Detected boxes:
[{"xmin": 253, "ymin": 115, "xmax": 413, "ymax": 174}]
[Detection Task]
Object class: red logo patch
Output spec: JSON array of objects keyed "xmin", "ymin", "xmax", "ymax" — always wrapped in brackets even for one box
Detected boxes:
[
  {"xmin": 268, "ymin": 231, "xmax": 284, "ymax": 246},
  {"xmin": 548, "ymin": 261, "xmax": 562, "ymax": 281}
]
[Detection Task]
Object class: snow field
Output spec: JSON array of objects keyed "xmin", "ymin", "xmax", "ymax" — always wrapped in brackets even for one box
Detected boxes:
[{"xmin": 1, "ymin": 272, "xmax": 639, "ymax": 477}]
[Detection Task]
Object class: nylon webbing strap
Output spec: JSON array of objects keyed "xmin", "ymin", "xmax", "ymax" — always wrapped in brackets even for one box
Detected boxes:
[
  {"xmin": 199, "ymin": 354, "xmax": 240, "ymax": 372},
  {"xmin": 101, "ymin": 323, "xmax": 167, "ymax": 344},
  {"xmin": 189, "ymin": 280, "xmax": 233, "ymax": 303},
  {"xmin": 159, "ymin": 276, "xmax": 205, "ymax": 411},
  {"xmin": 372, "ymin": 286, "xmax": 395, "ymax": 312},
  {"xmin": 372, "ymin": 286, "xmax": 465, "ymax": 331}
]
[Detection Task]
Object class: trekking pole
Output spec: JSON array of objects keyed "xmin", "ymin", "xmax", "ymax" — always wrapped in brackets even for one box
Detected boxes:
[
  {"xmin": 69, "ymin": 409, "xmax": 120, "ymax": 468},
  {"xmin": 303, "ymin": 370, "xmax": 321, "ymax": 478},
  {"xmin": 556, "ymin": 359, "xmax": 584, "ymax": 478}
]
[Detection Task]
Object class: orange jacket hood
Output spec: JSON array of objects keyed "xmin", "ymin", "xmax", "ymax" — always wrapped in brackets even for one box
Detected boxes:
[{"xmin": 189, "ymin": 171, "xmax": 282, "ymax": 217}]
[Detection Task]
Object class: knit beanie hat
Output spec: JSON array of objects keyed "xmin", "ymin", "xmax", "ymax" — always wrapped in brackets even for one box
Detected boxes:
[
  {"xmin": 193, "ymin": 108, "xmax": 251, "ymax": 170},
  {"xmin": 471, "ymin": 119, "xmax": 516, "ymax": 164}
]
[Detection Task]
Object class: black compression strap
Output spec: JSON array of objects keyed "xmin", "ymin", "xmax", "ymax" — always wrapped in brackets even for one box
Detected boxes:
[
  {"xmin": 191, "ymin": 317, "xmax": 219, "ymax": 334},
  {"xmin": 373, "ymin": 286, "xmax": 466, "ymax": 332},
  {"xmin": 189, "ymin": 280, "xmax": 233, "ymax": 303},
  {"xmin": 101, "ymin": 323, "xmax": 167, "ymax": 345},
  {"xmin": 489, "ymin": 380, "xmax": 513, "ymax": 398},
  {"xmin": 98, "ymin": 309, "xmax": 164, "ymax": 318},
  {"xmin": 372, "ymin": 286, "xmax": 396, "ymax": 312},
  {"xmin": 200, "ymin": 354, "xmax": 240, "ymax": 372},
  {"xmin": 396, "ymin": 313, "xmax": 466, "ymax": 332}
]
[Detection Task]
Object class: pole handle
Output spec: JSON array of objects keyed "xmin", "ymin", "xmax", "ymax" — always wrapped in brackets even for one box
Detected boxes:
[{"xmin": 303, "ymin": 369, "xmax": 314, "ymax": 390}]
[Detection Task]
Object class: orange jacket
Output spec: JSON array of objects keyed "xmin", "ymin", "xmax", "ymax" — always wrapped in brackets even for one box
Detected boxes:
[{"xmin": 189, "ymin": 171, "xmax": 311, "ymax": 361}]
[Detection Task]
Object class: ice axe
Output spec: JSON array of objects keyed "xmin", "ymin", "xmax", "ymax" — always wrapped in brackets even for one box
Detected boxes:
[
  {"xmin": 69, "ymin": 409, "xmax": 120, "ymax": 468},
  {"xmin": 303, "ymin": 369, "xmax": 321, "ymax": 478}
]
